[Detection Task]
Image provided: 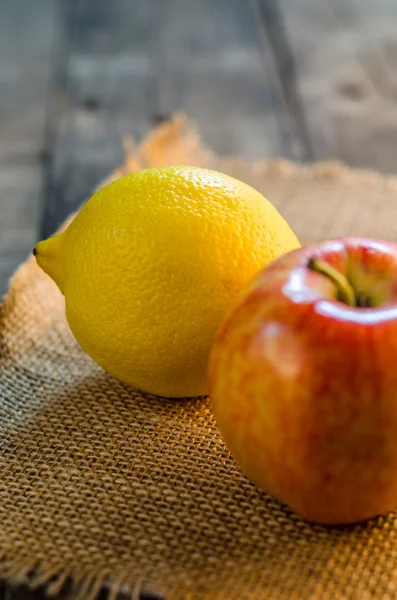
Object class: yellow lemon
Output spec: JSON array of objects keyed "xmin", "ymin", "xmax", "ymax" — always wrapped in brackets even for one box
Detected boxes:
[{"xmin": 34, "ymin": 166, "xmax": 299, "ymax": 397}]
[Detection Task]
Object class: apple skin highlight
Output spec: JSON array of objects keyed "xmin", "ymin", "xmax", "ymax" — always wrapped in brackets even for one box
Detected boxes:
[{"xmin": 209, "ymin": 238, "xmax": 397, "ymax": 524}]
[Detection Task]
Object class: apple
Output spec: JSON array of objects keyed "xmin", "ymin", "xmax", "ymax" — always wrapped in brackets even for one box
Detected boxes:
[{"xmin": 208, "ymin": 237, "xmax": 397, "ymax": 524}]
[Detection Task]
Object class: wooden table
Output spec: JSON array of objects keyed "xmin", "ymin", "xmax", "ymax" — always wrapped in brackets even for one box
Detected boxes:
[
  {"xmin": 3, "ymin": 0, "xmax": 397, "ymax": 300},
  {"xmin": 1, "ymin": 0, "xmax": 397, "ymax": 597}
]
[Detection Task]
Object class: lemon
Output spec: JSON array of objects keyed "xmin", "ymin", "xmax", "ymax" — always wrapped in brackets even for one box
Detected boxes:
[{"xmin": 34, "ymin": 166, "xmax": 299, "ymax": 397}]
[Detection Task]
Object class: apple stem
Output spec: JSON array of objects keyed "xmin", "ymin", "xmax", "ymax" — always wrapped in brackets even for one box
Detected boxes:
[{"xmin": 307, "ymin": 257, "xmax": 357, "ymax": 307}]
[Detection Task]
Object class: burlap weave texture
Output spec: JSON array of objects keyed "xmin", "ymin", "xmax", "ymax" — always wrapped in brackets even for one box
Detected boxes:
[{"xmin": 2, "ymin": 116, "xmax": 397, "ymax": 599}]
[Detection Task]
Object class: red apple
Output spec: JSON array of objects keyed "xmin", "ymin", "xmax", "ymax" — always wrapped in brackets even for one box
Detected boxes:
[{"xmin": 209, "ymin": 238, "xmax": 397, "ymax": 524}]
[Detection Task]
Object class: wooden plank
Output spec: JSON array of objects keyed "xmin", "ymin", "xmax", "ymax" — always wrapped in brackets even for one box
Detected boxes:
[
  {"xmin": 264, "ymin": 0, "xmax": 397, "ymax": 172},
  {"xmin": 253, "ymin": 0, "xmax": 314, "ymax": 161},
  {"xmin": 153, "ymin": 0, "xmax": 311, "ymax": 162},
  {"xmin": 41, "ymin": 0, "xmax": 310, "ymax": 238},
  {"xmin": 40, "ymin": 0, "xmax": 161, "ymax": 238},
  {"xmin": 0, "ymin": 0, "xmax": 59, "ymax": 297}
]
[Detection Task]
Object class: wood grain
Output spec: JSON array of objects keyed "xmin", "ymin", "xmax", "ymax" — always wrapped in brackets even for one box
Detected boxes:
[
  {"xmin": 153, "ymin": 0, "xmax": 309, "ymax": 161},
  {"xmin": 0, "ymin": 0, "xmax": 58, "ymax": 297},
  {"xmin": 253, "ymin": 0, "xmax": 314, "ymax": 161},
  {"xmin": 271, "ymin": 0, "xmax": 397, "ymax": 172}
]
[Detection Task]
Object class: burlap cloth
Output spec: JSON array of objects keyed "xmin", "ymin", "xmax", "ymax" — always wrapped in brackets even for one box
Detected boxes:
[{"xmin": 2, "ymin": 115, "xmax": 397, "ymax": 600}]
